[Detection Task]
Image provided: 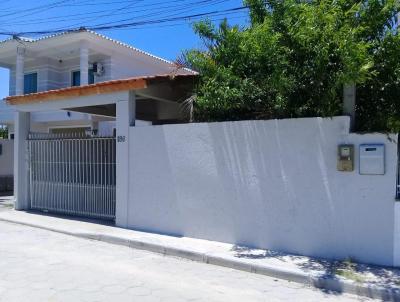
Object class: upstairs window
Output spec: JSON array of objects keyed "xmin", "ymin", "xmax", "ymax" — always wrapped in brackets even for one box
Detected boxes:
[
  {"xmin": 24, "ymin": 73, "xmax": 37, "ymax": 94},
  {"xmin": 89, "ymin": 69, "xmax": 95, "ymax": 85},
  {"xmin": 71, "ymin": 69, "xmax": 95, "ymax": 87},
  {"xmin": 72, "ymin": 70, "xmax": 80, "ymax": 87}
]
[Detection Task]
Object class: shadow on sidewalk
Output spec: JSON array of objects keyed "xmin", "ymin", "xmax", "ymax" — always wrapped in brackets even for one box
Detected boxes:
[
  {"xmin": 26, "ymin": 208, "xmax": 115, "ymax": 227},
  {"xmin": 231, "ymin": 244, "xmax": 400, "ymax": 294}
]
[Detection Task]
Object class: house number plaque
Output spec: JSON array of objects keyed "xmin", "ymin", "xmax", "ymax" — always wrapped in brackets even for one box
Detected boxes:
[{"xmin": 117, "ymin": 136, "xmax": 126, "ymax": 143}]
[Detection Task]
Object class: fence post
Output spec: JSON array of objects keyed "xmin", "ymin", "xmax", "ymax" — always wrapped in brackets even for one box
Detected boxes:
[
  {"xmin": 115, "ymin": 91, "xmax": 136, "ymax": 228},
  {"xmin": 343, "ymin": 84, "xmax": 356, "ymax": 131},
  {"xmin": 14, "ymin": 111, "xmax": 30, "ymax": 210}
]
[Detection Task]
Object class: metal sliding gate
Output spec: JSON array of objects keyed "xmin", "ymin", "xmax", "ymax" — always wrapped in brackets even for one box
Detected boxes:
[{"xmin": 28, "ymin": 133, "xmax": 116, "ymax": 220}]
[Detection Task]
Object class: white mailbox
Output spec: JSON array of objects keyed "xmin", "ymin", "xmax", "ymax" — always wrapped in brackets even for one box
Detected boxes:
[{"xmin": 359, "ymin": 144, "xmax": 385, "ymax": 175}]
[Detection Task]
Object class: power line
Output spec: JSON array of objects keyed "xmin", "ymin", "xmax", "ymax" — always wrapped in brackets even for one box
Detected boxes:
[
  {"xmin": 92, "ymin": 6, "xmax": 248, "ymax": 30},
  {"xmin": 88, "ymin": 0, "xmax": 234, "ymax": 28},
  {"xmin": 0, "ymin": 0, "xmax": 78, "ymax": 19},
  {"xmin": 64, "ymin": 0, "xmax": 227, "ymax": 30},
  {"xmin": 0, "ymin": 4, "xmax": 249, "ymax": 37},
  {"xmin": 0, "ymin": 0, "xmax": 230, "ymax": 26},
  {"xmin": 110, "ymin": 12, "xmax": 248, "ymax": 31},
  {"xmin": 0, "ymin": 0, "xmax": 160, "ymax": 25},
  {"xmin": 64, "ymin": 0, "xmax": 145, "ymax": 28}
]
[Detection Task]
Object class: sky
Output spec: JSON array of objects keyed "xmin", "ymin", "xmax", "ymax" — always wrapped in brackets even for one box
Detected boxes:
[{"xmin": 0, "ymin": 0, "xmax": 248, "ymax": 99}]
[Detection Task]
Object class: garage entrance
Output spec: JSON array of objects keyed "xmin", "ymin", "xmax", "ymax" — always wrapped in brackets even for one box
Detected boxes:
[{"xmin": 28, "ymin": 132, "xmax": 116, "ymax": 220}]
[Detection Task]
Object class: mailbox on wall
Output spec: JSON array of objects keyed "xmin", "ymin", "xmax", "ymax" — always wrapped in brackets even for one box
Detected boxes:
[{"xmin": 359, "ymin": 144, "xmax": 385, "ymax": 175}]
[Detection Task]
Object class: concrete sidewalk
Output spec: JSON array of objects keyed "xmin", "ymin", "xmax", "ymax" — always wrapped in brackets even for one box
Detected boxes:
[{"xmin": 0, "ymin": 207, "xmax": 399, "ymax": 301}]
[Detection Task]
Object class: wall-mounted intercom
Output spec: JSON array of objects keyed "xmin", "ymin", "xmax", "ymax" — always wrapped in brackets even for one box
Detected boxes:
[
  {"xmin": 337, "ymin": 144, "xmax": 354, "ymax": 172},
  {"xmin": 359, "ymin": 144, "xmax": 385, "ymax": 175}
]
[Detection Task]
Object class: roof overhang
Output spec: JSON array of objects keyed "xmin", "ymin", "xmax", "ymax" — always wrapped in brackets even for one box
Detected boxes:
[
  {"xmin": 6, "ymin": 77, "xmax": 147, "ymax": 105},
  {"xmin": 0, "ymin": 30, "xmax": 197, "ymax": 74},
  {"xmin": 5, "ymin": 74, "xmax": 197, "ymax": 112}
]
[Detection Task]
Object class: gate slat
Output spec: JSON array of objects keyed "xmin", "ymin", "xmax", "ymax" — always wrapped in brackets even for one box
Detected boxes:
[{"xmin": 28, "ymin": 133, "xmax": 116, "ymax": 220}]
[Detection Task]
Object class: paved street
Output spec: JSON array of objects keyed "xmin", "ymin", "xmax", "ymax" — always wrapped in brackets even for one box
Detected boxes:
[
  {"xmin": 0, "ymin": 195, "xmax": 13, "ymax": 212},
  {"xmin": 0, "ymin": 221, "xmax": 374, "ymax": 302}
]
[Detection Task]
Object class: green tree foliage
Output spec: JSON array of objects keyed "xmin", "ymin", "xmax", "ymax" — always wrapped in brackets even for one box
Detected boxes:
[
  {"xmin": 355, "ymin": 0, "xmax": 400, "ymax": 132},
  {"xmin": 183, "ymin": 0, "xmax": 400, "ymax": 132},
  {"xmin": 357, "ymin": 34, "xmax": 400, "ymax": 132}
]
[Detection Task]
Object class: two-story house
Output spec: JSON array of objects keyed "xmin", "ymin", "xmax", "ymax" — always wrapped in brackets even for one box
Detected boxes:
[
  {"xmin": 0, "ymin": 29, "xmax": 195, "ymax": 136},
  {"xmin": 0, "ymin": 29, "xmax": 196, "ymax": 218}
]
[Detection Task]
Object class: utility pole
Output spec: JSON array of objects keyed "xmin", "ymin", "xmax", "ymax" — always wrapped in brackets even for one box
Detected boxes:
[{"xmin": 343, "ymin": 84, "xmax": 356, "ymax": 131}]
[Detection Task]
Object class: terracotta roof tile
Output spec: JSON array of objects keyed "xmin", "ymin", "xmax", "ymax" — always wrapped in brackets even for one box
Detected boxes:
[{"xmin": 6, "ymin": 73, "xmax": 196, "ymax": 105}]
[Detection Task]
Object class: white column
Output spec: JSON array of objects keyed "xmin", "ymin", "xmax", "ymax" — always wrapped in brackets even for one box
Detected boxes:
[
  {"xmin": 343, "ymin": 84, "xmax": 356, "ymax": 130},
  {"xmin": 14, "ymin": 111, "xmax": 30, "ymax": 210},
  {"xmin": 115, "ymin": 91, "xmax": 136, "ymax": 227},
  {"xmin": 80, "ymin": 44, "xmax": 89, "ymax": 86},
  {"xmin": 15, "ymin": 47, "xmax": 25, "ymax": 95}
]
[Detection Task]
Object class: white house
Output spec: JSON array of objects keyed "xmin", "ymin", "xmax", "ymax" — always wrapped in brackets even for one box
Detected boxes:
[
  {"xmin": 2, "ymin": 28, "xmax": 196, "ymax": 221},
  {"xmin": 2, "ymin": 29, "xmax": 399, "ymax": 268},
  {"xmin": 0, "ymin": 29, "xmax": 196, "ymax": 193},
  {"xmin": 0, "ymin": 29, "xmax": 195, "ymax": 136}
]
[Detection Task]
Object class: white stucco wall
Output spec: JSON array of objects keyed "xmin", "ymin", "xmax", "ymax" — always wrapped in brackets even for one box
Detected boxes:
[
  {"xmin": 9, "ymin": 57, "xmax": 112, "ymax": 95},
  {"xmin": 126, "ymin": 116, "xmax": 399, "ymax": 267},
  {"xmin": 395, "ymin": 202, "xmax": 400, "ymax": 267},
  {"xmin": 0, "ymin": 139, "xmax": 13, "ymax": 176},
  {"xmin": 110, "ymin": 56, "xmax": 175, "ymax": 80},
  {"xmin": 98, "ymin": 120, "xmax": 151, "ymax": 137},
  {"xmin": 8, "ymin": 50, "xmax": 177, "ymax": 96}
]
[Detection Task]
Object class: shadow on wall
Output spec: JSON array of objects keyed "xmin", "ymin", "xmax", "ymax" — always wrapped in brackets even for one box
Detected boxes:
[
  {"xmin": 127, "ymin": 124, "xmax": 184, "ymax": 237},
  {"xmin": 127, "ymin": 116, "xmax": 397, "ymax": 266},
  {"xmin": 208, "ymin": 118, "xmax": 349, "ymax": 257}
]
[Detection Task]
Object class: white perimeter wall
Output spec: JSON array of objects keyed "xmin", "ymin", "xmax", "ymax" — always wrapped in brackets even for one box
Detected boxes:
[
  {"xmin": 127, "ymin": 116, "xmax": 399, "ymax": 266},
  {"xmin": 395, "ymin": 203, "xmax": 400, "ymax": 267},
  {"xmin": 0, "ymin": 139, "xmax": 13, "ymax": 176}
]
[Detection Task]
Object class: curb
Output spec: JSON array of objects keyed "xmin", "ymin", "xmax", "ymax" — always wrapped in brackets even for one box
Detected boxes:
[{"xmin": 1, "ymin": 216, "xmax": 399, "ymax": 301}]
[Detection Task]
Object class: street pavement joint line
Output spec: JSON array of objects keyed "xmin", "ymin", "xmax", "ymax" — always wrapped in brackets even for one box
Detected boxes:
[{"xmin": 0, "ymin": 215, "xmax": 399, "ymax": 301}]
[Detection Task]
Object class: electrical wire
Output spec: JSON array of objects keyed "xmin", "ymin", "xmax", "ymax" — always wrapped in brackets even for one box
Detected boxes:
[
  {"xmin": 0, "ymin": 0, "xmax": 77, "ymax": 19},
  {"xmin": 0, "ymin": 0, "xmax": 231, "ymax": 26},
  {"xmin": 0, "ymin": 4, "xmax": 249, "ymax": 37},
  {"xmin": 63, "ymin": 0, "xmax": 228, "ymax": 29}
]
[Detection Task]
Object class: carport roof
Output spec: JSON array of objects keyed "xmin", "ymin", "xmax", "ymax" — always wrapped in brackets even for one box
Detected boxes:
[{"xmin": 6, "ymin": 73, "xmax": 197, "ymax": 105}]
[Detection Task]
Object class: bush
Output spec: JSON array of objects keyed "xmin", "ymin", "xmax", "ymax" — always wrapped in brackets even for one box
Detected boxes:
[{"xmin": 183, "ymin": 0, "xmax": 400, "ymax": 132}]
